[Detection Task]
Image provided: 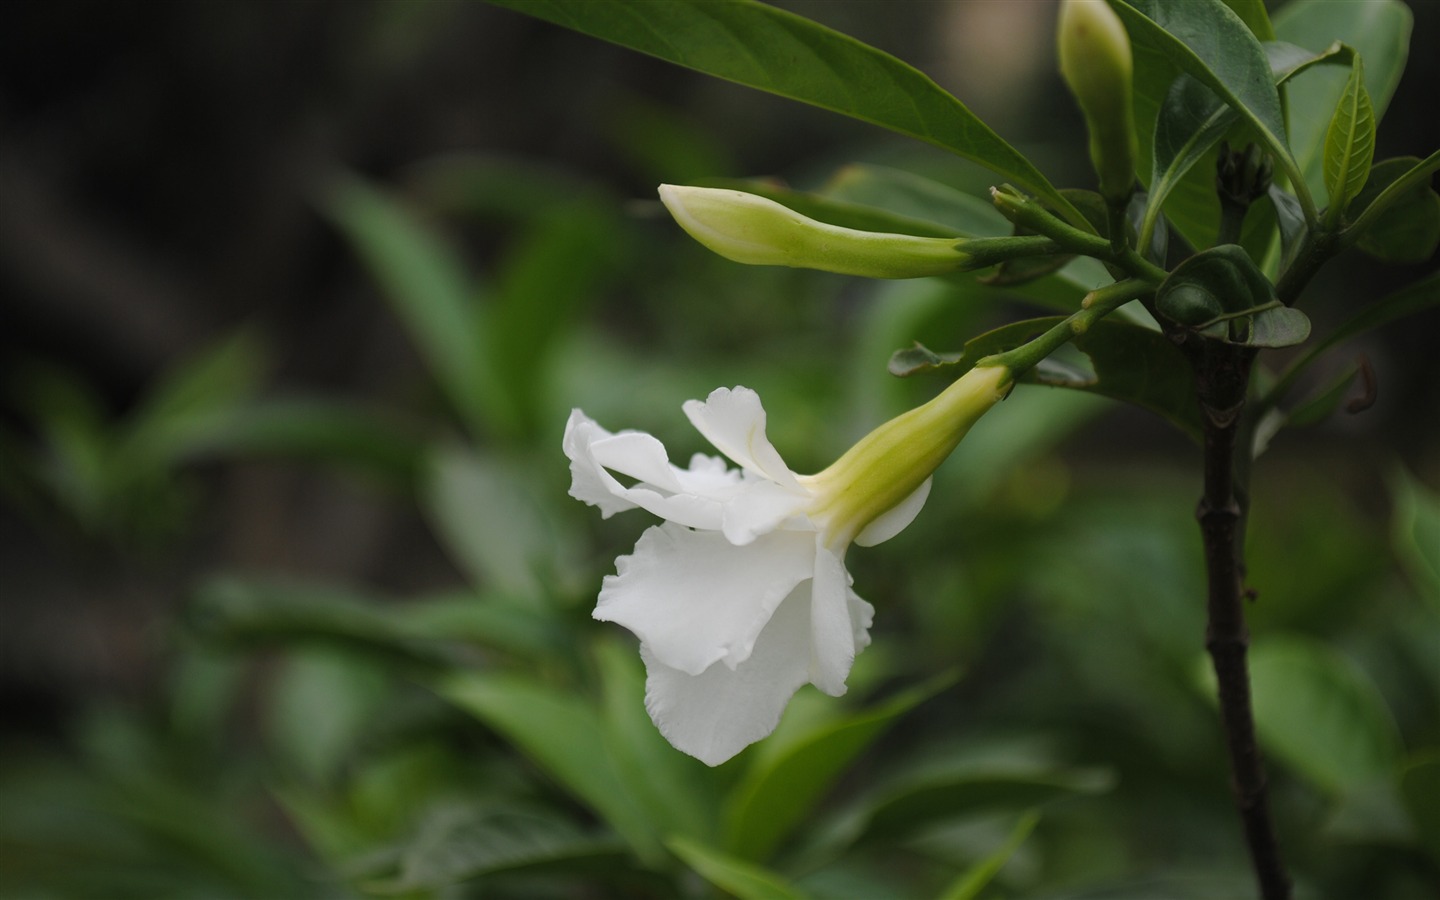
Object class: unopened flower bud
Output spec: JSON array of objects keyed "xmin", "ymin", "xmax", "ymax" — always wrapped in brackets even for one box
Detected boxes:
[
  {"xmin": 1058, "ymin": 0, "xmax": 1138, "ymax": 203},
  {"xmin": 659, "ymin": 184, "xmax": 972, "ymax": 278}
]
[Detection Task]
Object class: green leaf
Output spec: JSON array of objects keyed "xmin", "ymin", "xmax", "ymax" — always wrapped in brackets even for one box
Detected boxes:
[
  {"xmin": 161, "ymin": 397, "xmax": 427, "ymax": 487},
  {"xmin": 1110, "ymin": 0, "xmax": 1306, "ymax": 215},
  {"xmin": 1228, "ymin": 636, "xmax": 1402, "ymax": 796},
  {"xmin": 1268, "ymin": 272, "xmax": 1439, "ymax": 404},
  {"xmin": 489, "ymin": 0, "xmax": 1084, "ymax": 227},
  {"xmin": 369, "ymin": 806, "xmax": 627, "ymax": 893},
  {"xmin": 1400, "ymin": 754, "xmax": 1440, "ymax": 862},
  {"xmin": 667, "ymin": 837, "xmax": 809, "ymax": 900},
  {"xmin": 722, "ymin": 676, "xmax": 952, "ymax": 861},
  {"xmin": 1248, "ymin": 305, "xmax": 1312, "ymax": 349},
  {"xmin": 265, "ymin": 648, "xmax": 389, "ymax": 785},
  {"xmin": 1221, "ymin": 0, "xmax": 1274, "ymax": 41},
  {"xmin": 123, "ymin": 330, "xmax": 267, "ymax": 457},
  {"xmin": 1347, "ymin": 154, "xmax": 1440, "ymax": 263},
  {"xmin": 938, "ymin": 811, "xmax": 1040, "ymax": 900},
  {"xmin": 1156, "ymin": 245, "xmax": 1309, "ymax": 348},
  {"xmin": 321, "ymin": 175, "xmax": 507, "ymax": 438},
  {"xmin": 1274, "ymin": 0, "xmax": 1412, "ymax": 209},
  {"xmin": 823, "ymin": 739, "xmax": 1113, "ymax": 852},
  {"xmin": 421, "ymin": 446, "xmax": 560, "ymax": 597},
  {"xmin": 1322, "ymin": 58, "xmax": 1376, "ymax": 221},
  {"xmin": 489, "ymin": 205, "xmax": 628, "ymax": 432},
  {"xmin": 818, "ymin": 165, "xmax": 1011, "ymax": 238},
  {"xmin": 1391, "ymin": 467, "xmax": 1440, "ymax": 609},
  {"xmin": 189, "ymin": 578, "xmax": 564, "ymax": 666},
  {"xmin": 1139, "ymin": 41, "xmax": 1350, "ymax": 251},
  {"xmin": 435, "ymin": 671, "xmax": 664, "ymax": 862},
  {"xmin": 594, "ymin": 639, "xmax": 719, "ymax": 844}
]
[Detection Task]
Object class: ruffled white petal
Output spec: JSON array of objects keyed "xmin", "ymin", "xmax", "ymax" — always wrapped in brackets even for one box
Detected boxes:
[
  {"xmin": 854, "ymin": 476, "xmax": 933, "ymax": 547},
  {"xmin": 595, "ymin": 523, "xmax": 816, "ymax": 675},
  {"xmin": 807, "ymin": 542, "xmax": 862, "ymax": 696},
  {"xmin": 563, "ymin": 411, "xmax": 639, "ymax": 518},
  {"xmin": 682, "ymin": 387, "xmax": 804, "ymax": 492},
  {"xmin": 565, "ymin": 411, "xmax": 750, "ymax": 531},
  {"xmin": 641, "ymin": 583, "xmax": 815, "ymax": 766}
]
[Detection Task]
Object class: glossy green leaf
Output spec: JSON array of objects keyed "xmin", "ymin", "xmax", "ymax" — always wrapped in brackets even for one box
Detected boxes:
[
  {"xmin": 1157, "ymin": 244, "xmax": 1310, "ymax": 348},
  {"xmin": 1347, "ymin": 154, "xmax": 1440, "ymax": 263},
  {"xmin": 1322, "ymin": 58, "xmax": 1376, "ymax": 220},
  {"xmin": 668, "ymin": 837, "xmax": 809, "ymax": 900},
  {"xmin": 1139, "ymin": 39, "xmax": 1350, "ymax": 252},
  {"xmin": 435, "ymin": 671, "xmax": 663, "ymax": 861},
  {"xmin": 1239, "ymin": 636, "xmax": 1402, "ymax": 795},
  {"xmin": 1221, "ymin": 0, "xmax": 1274, "ymax": 41},
  {"xmin": 938, "ymin": 811, "xmax": 1040, "ymax": 900},
  {"xmin": 1275, "ymin": 0, "xmax": 1412, "ymax": 208},
  {"xmin": 488, "ymin": 0, "xmax": 1083, "ymax": 227},
  {"xmin": 321, "ymin": 176, "xmax": 507, "ymax": 438},
  {"xmin": 723, "ymin": 676, "xmax": 952, "ymax": 861},
  {"xmin": 1109, "ymin": 0, "xmax": 1305, "ymax": 214}
]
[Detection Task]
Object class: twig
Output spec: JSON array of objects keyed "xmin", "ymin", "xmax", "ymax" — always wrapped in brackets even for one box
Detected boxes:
[{"xmin": 1194, "ymin": 341, "xmax": 1291, "ymax": 900}]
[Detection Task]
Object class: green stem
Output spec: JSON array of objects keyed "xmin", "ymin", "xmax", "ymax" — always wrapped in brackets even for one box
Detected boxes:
[
  {"xmin": 990, "ymin": 186, "xmax": 1168, "ymax": 284},
  {"xmin": 979, "ymin": 278, "xmax": 1151, "ymax": 376}
]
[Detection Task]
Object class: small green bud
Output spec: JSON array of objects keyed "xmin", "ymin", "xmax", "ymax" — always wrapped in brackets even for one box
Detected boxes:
[
  {"xmin": 1058, "ymin": 0, "xmax": 1138, "ymax": 203},
  {"xmin": 659, "ymin": 184, "xmax": 971, "ymax": 278}
]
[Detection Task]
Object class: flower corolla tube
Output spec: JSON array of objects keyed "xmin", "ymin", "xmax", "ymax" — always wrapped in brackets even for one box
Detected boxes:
[{"xmin": 564, "ymin": 365, "xmax": 1011, "ymax": 765}]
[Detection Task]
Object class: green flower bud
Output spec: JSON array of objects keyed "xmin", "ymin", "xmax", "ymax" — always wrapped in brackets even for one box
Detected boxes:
[
  {"xmin": 1058, "ymin": 0, "xmax": 1138, "ymax": 203},
  {"xmin": 659, "ymin": 184, "xmax": 972, "ymax": 278}
]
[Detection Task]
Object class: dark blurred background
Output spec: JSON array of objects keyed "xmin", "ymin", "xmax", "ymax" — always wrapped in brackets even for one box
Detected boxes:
[{"xmin": 0, "ymin": 1, "xmax": 1436, "ymax": 888}]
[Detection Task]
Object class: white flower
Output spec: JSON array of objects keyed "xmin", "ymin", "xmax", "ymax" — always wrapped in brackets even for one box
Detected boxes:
[{"xmin": 564, "ymin": 365, "xmax": 1011, "ymax": 765}]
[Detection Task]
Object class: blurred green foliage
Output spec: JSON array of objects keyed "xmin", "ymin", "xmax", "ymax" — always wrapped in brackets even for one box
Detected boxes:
[{"xmin": 1, "ymin": 1, "xmax": 1437, "ymax": 898}]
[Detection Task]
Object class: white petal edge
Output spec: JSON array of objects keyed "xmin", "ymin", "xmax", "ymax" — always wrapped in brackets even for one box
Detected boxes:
[
  {"xmin": 854, "ymin": 476, "xmax": 933, "ymax": 547},
  {"xmin": 640, "ymin": 584, "xmax": 815, "ymax": 766},
  {"xmin": 682, "ymin": 387, "xmax": 803, "ymax": 492},
  {"xmin": 808, "ymin": 542, "xmax": 860, "ymax": 696},
  {"xmin": 595, "ymin": 523, "xmax": 816, "ymax": 675}
]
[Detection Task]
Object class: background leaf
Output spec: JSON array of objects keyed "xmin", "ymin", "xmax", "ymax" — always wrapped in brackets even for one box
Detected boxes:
[
  {"xmin": 722, "ymin": 676, "xmax": 952, "ymax": 861},
  {"xmin": 1223, "ymin": 636, "xmax": 1403, "ymax": 796},
  {"xmin": 668, "ymin": 837, "xmax": 809, "ymax": 900},
  {"xmin": 487, "ymin": 0, "xmax": 1083, "ymax": 226}
]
